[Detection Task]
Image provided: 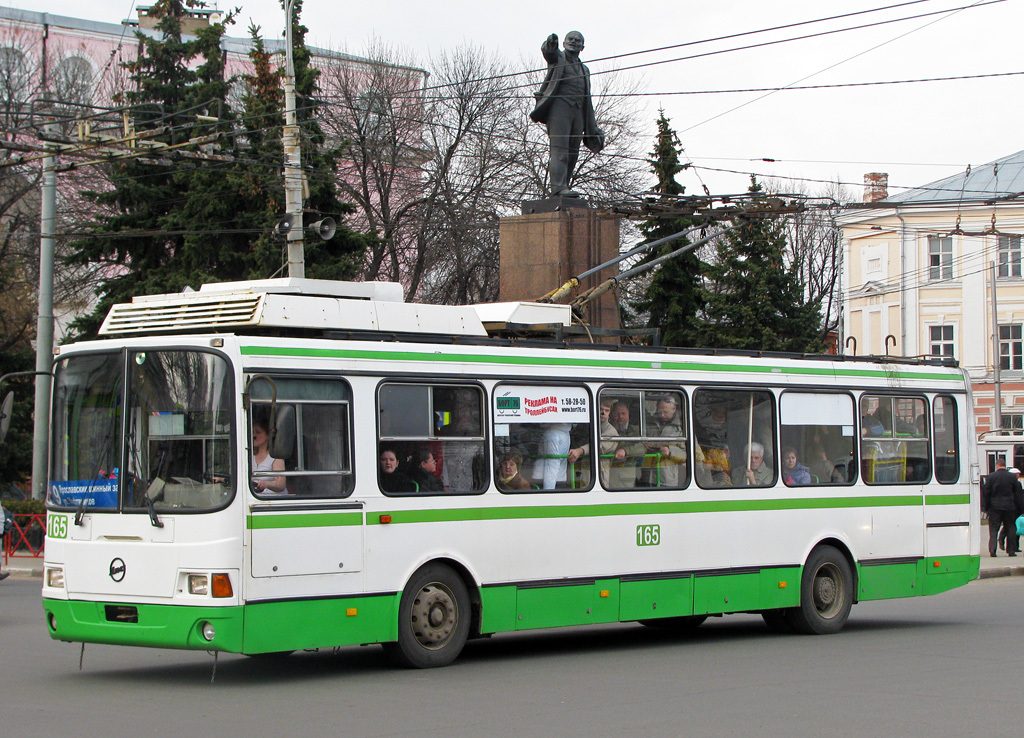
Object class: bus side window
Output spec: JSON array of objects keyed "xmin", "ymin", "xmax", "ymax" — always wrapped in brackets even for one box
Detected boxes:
[
  {"xmin": 598, "ymin": 388, "xmax": 687, "ymax": 491},
  {"xmin": 779, "ymin": 392, "xmax": 856, "ymax": 486},
  {"xmin": 249, "ymin": 377, "xmax": 354, "ymax": 498},
  {"xmin": 933, "ymin": 395, "xmax": 959, "ymax": 484},
  {"xmin": 377, "ymin": 383, "xmax": 486, "ymax": 495},
  {"xmin": 693, "ymin": 389, "xmax": 775, "ymax": 488},
  {"xmin": 493, "ymin": 384, "xmax": 592, "ymax": 493},
  {"xmin": 860, "ymin": 395, "xmax": 930, "ymax": 484}
]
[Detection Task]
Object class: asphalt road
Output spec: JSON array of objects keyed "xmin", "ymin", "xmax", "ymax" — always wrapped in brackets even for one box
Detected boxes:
[{"xmin": 4, "ymin": 576, "xmax": 1020, "ymax": 737}]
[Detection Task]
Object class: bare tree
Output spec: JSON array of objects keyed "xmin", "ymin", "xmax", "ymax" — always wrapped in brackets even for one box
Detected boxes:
[
  {"xmin": 777, "ymin": 180, "xmax": 851, "ymax": 341},
  {"xmin": 319, "ymin": 41, "xmax": 648, "ymax": 303}
]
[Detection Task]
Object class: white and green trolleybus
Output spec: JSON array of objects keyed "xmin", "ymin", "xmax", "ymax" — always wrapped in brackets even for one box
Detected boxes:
[{"xmin": 42, "ymin": 278, "xmax": 980, "ymax": 667}]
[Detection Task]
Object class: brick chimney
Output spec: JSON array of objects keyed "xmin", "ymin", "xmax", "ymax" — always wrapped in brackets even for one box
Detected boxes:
[{"xmin": 863, "ymin": 172, "xmax": 888, "ymax": 203}]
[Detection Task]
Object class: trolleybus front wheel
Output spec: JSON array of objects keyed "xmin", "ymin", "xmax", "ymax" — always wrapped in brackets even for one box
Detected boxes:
[
  {"xmin": 786, "ymin": 545, "xmax": 853, "ymax": 635},
  {"xmin": 384, "ymin": 564, "xmax": 471, "ymax": 668}
]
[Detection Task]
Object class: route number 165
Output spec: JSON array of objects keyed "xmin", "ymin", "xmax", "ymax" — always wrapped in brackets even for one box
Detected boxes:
[{"xmin": 636, "ymin": 524, "xmax": 660, "ymax": 547}]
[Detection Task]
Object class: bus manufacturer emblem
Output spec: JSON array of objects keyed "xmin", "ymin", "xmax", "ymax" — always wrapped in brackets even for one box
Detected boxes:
[{"xmin": 109, "ymin": 558, "xmax": 126, "ymax": 582}]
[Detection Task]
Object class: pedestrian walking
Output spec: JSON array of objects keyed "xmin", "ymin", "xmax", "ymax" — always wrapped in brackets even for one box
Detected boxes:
[{"xmin": 983, "ymin": 459, "xmax": 1024, "ymax": 557}]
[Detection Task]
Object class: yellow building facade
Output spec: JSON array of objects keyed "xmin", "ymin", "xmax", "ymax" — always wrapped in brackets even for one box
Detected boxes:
[{"xmin": 838, "ymin": 154, "xmax": 1024, "ymax": 436}]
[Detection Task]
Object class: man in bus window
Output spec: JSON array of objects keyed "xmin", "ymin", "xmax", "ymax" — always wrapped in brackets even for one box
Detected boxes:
[
  {"xmin": 644, "ymin": 395, "xmax": 686, "ymax": 487},
  {"xmin": 610, "ymin": 401, "xmax": 645, "ymax": 486},
  {"xmin": 732, "ymin": 442, "xmax": 772, "ymax": 486},
  {"xmin": 697, "ymin": 404, "xmax": 731, "ymax": 486},
  {"xmin": 569, "ymin": 398, "xmax": 628, "ymax": 488}
]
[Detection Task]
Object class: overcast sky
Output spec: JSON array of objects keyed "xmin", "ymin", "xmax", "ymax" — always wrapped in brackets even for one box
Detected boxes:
[{"xmin": 12, "ymin": 0, "xmax": 1024, "ymax": 200}]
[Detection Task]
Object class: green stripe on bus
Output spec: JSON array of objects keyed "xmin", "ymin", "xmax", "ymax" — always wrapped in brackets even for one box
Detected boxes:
[
  {"xmin": 924, "ymin": 493, "xmax": 971, "ymax": 505},
  {"xmin": 366, "ymin": 494, "xmax": 937, "ymax": 525},
  {"xmin": 247, "ymin": 512, "xmax": 363, "ymax": 529},
  {"xmin": 239, "ymin": 345, "xmax": 960, "ymax": 382}
]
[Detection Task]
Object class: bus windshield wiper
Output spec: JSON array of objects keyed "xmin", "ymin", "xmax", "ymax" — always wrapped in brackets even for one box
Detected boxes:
[
  {"xmin": 140, "ymin": 492, "xmax": 164, "ymax": 528},
  {"xmin": 73, "ymin": 484, "xmax": 90, "ymax": 526}
]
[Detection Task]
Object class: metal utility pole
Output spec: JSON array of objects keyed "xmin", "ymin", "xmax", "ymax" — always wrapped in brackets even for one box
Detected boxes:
[
  {"xmin": 992, "ymin": 261, "xmax": 1002, "ymax": 432},
  {"xmin": 282, "ymin": 0, "xmax": 305, "ymax": 278},
  {"xmin": 31, "ymin": 137, "xmax": 56, "ymax": 500}
]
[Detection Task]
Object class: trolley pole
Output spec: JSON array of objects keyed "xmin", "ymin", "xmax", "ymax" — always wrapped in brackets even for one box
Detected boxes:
[
  {"xmin": 282, "ymin": 0, "xmax": 304, "ymax": 278},
  {"xmin": 31, "ymin": 139, "xmax": 56, "ymax": 500}
]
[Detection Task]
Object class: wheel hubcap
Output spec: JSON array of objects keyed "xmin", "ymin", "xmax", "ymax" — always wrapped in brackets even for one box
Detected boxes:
[
  {"xmin": 812, "ymin": 562, "xmax": 844, "ymax": 619},
  {"xmin": 410, "ymin": 582, "xmax": 458, "ymax": 650}
]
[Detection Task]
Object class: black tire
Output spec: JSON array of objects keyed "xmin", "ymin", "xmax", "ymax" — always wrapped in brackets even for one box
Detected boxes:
[
  {"xmin": 383, "ymin": 564, "xmax": 471, "ymax": 668},
  {"xmin": 638, "ymin": 615, "xmax": 708, "ymax": 630},
  {"xmin": 761, "ymin": 609, "xmax": 796, "ymax": 633},
  {"xmin": 785, "ymin": 545, "xmax": 853, "ymax": 635}
]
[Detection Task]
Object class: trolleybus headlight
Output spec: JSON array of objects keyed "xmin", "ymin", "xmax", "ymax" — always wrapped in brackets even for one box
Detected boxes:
[
  {"xmin": 211, "ymin": 573, "xmax": 233, "ymax": 598},
  {"xmin": 188, "ymin": 574, "xmax": 209, "ymax": 595},
  {"xmin": 46, "ymin": 567, "xmax": 65, "ymax": 589},
  {"xmin": 201, "ymin": 621, "xmax": 216, "ymax": 641}
]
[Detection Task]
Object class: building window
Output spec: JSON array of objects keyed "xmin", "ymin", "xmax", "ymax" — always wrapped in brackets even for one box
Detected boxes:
[
  {"xmin": 1000, "ymin": 413, "xmax": 1024, "ymax": 432},
  {"xmin": 1000, "ymin": 325, "xmax": 1023, "ymax": 371},
  {"xmin": 999, "ymin": 236, "xmax": 1022, "ymax": 278},
  {"xmin": 928, "ymin": 236, "xmax": 952, "ymax": 280},
  {"xmin": 929, "ymin": 325, "xmax": 954, "ymax": 357}
]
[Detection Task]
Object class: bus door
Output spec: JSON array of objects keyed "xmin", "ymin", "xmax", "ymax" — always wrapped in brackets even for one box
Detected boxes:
[{"xmin": 246, "ymin": 376, "xmax": 362, "ymax": 578}]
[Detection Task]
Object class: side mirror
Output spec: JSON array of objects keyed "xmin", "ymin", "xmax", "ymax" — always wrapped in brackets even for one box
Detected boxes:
[
  {"xmin": 270, "ymin": 404, "xmax": 295, "ymax": 460},
  {"xmin": 0, "ymin": 391, "xmax": 12, "ymax": 444}
]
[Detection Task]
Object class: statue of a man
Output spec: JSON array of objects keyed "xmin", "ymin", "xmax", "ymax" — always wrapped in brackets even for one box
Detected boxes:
[{"xmin": 530, "ymin": 31, "xmax": 605, "ymax": 197}]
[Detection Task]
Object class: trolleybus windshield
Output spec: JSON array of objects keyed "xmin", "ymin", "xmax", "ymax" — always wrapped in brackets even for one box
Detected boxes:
[{"xmin": 48, "ymin": 349, "xmax": 234, "ymax": 512}]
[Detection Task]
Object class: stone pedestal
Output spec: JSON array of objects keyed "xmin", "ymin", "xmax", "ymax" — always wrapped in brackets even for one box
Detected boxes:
[{"xmin": 499, "ymin": 204, "xmax": 621, "ymax": 338}]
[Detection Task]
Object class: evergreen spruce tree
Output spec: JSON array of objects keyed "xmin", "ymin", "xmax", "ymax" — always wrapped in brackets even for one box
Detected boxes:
[
  {"xmin": 67, "ymin": 0, "xmax": 370, "ymax": 337},
  {"xmin": 630, "ymin": 112, "xmax": 702, "ymax": 347},
  {"xmin": 695, "ymin": 177, "xmax": 825, "ymax": 353}
]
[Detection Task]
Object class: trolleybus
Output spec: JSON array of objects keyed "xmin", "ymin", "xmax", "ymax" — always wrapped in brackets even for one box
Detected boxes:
[{"xmin": 41, "ymin": 278, "xmax": 980, "ymax": 667}]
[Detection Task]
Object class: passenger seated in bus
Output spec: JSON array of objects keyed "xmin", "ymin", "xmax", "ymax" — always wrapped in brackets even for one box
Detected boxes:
[
  {"xmin": 408, "ymin": 448, "xmax": 444, "ymax": 492},
  {"xmin": 644, "ymin": 395, "xmax": 686, "ymax": 487},
  {"xmin": 496, "ymin": 451, "xmax": 533, "ymax": 491},
  {"xmin": 732, "ymin": 442, "xmax": 772, "ymax": 486},
  {"xmin": 379, "ymin": 447, "xmax": 415, "ymax": 493},
  {"xmin": 781, "ymin": 446, "xmax": 811, "ymax": 485},
  {"xmin": 696, "ymin": 404, "xmax": 731, "ymax": 485},
  {"xmin": 251, "ymin": 420, "xmax": 288, "ymax": 494}
]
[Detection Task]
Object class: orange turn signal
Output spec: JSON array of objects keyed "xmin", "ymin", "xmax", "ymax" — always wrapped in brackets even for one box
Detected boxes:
[
  {"xmin": 212, "ymin": 573, "xmax": 233, "ymax": 598},
  {"xmin": 933, "ymin": 560, "xmax": 941, "ymax": 567},
  {"xmin": 778, "ymin": 582, "xmax": 787, "ymax": 588},
  {"xmin": 380, "ymin": 515, "xmax": 392, "ymax": 524},
  {"xmin": 346, "ymin": 608, "xmax": 358, "ymax": 617}
]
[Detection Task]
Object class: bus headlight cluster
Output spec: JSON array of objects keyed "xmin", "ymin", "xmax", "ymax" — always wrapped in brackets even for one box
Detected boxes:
[
  {"xmin": 186, "ymin": 572, "xmax": 233, "ymax": 598},
  {"xmin": 46, "ymin": 567, "xmax": 65, "ymax": 589}
]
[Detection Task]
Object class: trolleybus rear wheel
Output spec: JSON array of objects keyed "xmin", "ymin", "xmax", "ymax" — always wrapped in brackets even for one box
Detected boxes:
[
  {"xmin": 384, "ymin": 563, "xmax": 470, "ymax": 668},
  {"xmin": 786, "ymin": 545, "xmax": 853, "ymax": 635}
]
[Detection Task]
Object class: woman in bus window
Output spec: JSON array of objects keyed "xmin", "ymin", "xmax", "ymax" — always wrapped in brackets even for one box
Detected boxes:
[
  {"xmin": 497, "ymin": 451, "xmax": 532, "ymax": 491},
  {"xmin": 781, "ymin": 446, "xmax": 811, "ymax": 486},
  {"xmin": 379, "ymin": 447, "xmax": 415, "ymax": 493},
  {"xmin": 252, "ymin": 420, "xmax": 287, "ymax": 493}
]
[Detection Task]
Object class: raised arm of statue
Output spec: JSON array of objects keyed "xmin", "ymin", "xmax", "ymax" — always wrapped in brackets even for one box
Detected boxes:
[{"xmin": 541, "ymin": 33, "xmax": 559, "ymax": 63}]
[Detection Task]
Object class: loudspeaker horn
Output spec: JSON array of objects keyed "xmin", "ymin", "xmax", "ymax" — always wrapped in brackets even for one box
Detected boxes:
[
  {"xmin": 275, "ymin": 213, "xmax": 295, "ymax": 235},
  {"xmin": 311, "ymin": 217, "xmax": 336, "ymax": 241}
]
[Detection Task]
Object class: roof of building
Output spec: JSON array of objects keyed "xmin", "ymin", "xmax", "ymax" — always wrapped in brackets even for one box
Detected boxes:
[{"xmin": 884, "ymin": 149, "xmax": 1024, "ymax": 205}]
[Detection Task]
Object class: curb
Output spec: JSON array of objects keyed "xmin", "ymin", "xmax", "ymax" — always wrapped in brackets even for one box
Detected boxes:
[{"xmin": 979, "ymin": 565, "xmax": 1024, "ymax": 579}]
